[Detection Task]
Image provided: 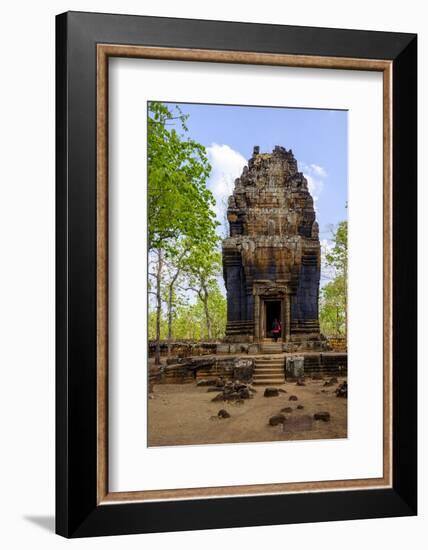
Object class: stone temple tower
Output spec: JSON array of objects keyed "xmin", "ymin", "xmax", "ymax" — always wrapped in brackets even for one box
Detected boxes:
[{"xmin": 222, "ymin": 145, "xmax": 321, "ymax": 350}]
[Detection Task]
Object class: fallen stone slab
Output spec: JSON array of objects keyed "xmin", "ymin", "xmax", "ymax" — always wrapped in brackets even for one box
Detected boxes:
[{"xmin": 283, "ymin": 415, "xmax": 313, "ymax": 432}]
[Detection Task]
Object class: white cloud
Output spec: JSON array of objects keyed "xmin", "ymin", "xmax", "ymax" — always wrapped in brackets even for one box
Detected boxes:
[
  {"xmin": 206, "ymin": 143, "xmax": 247, "ymax": 234},
  {"xmin": 309, "ymin": 163, "xmax": 328, "ymax": 178},
  {"xmin": 300, "ymin": 162, "xmax": 328, "ymax": 210}
]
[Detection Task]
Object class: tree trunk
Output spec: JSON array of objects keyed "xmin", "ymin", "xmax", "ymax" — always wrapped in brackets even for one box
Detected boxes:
[
  {"xmin": 167, "ymin": 269, "xmax": 180, "ymax": 358},
  {"xmin": 167, "ymin": 284, "xmax": 173, "ymax": 358},
  {"xmin": 201, "ymin": 285, "xmax": 212, "ymax": 340},
  {"xmin": 155, "ymin": 249, "xmax": 163, "ymax": 366},
  {"xmin": 343, "ymin": 265, "xmax": 348, "ymax": 340}
]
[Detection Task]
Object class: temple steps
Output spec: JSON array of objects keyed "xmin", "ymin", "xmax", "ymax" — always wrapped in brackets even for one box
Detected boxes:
[
  {"xmin": 253, "ymin": 355, "xmax": 285, "ymax": 386},
  {"xmin": 254, "ymin": 360, "xmax": 284, "ymax": 367},
  {"xmin": 253, "ymin": 368, "xmax": 283, "ymax": 375},
  {"xmin": 260, "ymin": 342, "xmax": 283, "ymax": 354}
]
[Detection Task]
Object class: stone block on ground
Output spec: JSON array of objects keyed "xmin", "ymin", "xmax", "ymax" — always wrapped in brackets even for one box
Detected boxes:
[
  {"xmin": 336, "ymin": 381, "xmax": 348, "ymax": 398},
  {"xmin": 269, "ymin": 414, "xmax": 286, "ymax": 426},
  {"xmin": 212, "ymin": 381, "xmax": 254, "ymax": 402},
  {"xmin": 282, "ymin": 415, "xmax": 313, "ymax": 432},
  {"xmin": 314, "ymin": 411, "xmax": 331, "ymax": 422},
  {"xmin": 211, "ymin": 393, "xmax": 225, "ymax": 402},
  {"xmin": 264, "ymin": 387, "xmax": 279, "ymax": 397},
  {"xmin": 286, "ymin": 356, "xmax": 304, "ymax": 379}
]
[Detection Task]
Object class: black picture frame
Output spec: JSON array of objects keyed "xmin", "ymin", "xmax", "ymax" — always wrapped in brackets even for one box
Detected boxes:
[{"xmin": 56, "ymin": 11, "xmax": 417, "ymax": 538}]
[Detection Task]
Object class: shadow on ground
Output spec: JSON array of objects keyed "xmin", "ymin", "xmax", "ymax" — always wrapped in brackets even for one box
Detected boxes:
[{"xmin": 24, "ymin": 515, "xmax": 55, "ymax": 533}]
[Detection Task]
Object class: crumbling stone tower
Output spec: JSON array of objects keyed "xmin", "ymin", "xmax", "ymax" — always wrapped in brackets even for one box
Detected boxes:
[{"xmin": 222, "ymin": 146, "xmax": 321, "ymax": 349}]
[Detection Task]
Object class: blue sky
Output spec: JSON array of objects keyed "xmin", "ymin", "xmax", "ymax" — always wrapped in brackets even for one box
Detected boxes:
[{"xmin": 162, "ymin": 101, "xmax": 348, "ymax": 284}]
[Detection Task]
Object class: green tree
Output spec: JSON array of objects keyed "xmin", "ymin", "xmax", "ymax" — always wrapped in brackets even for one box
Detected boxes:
[
  {"xmin": 148, "ymin": 282, "xmax": 227, "ymax": 342},
  {"xmin": 184, "ymin": 249, "xmax": 223, "ymax": 340},
  {"xmin": 319, "ymin": 276, "xmax": 346, "ymax": 336},
  {"xmin": 320, "ymin": 221, "xmax": 348, "ymax": 338},
  {"xmin": 147, "ymin": 102, "xmax": 219, "ymax": 363},
  {"xmin": 148, "ymin": 102, "xmax": 218, "ymax": 251}
]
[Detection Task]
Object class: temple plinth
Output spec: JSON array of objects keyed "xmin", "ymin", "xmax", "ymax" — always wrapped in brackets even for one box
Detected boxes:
[{"xmin": 222, "ymin": 145, "xmax": 321, "ymax": 349}]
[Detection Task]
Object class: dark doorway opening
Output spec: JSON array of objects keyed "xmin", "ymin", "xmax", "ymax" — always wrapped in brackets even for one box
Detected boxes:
[{"xmin": 265, "ymin": 300, "xmax": 282, "ymax": 339}]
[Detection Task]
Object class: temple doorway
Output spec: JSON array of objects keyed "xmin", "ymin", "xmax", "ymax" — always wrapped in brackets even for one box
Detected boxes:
[{"xmin": 264, "ymin": 300, "xmax": 282, "ymax": 339}]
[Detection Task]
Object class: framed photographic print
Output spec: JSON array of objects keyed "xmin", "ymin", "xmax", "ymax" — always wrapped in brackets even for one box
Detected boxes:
[{"xmin": 56, "ymin": 11, "xmax": 417, "ymax": 538}]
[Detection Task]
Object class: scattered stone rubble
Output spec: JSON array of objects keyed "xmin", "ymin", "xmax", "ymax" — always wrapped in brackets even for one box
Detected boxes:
[
  {"xmin": 210, "ymin": 380, "xmax": 255, "ymax": 402},
  {"xmin": 335, "ymin": 381, "xmax": 348, "ymax": 398}
]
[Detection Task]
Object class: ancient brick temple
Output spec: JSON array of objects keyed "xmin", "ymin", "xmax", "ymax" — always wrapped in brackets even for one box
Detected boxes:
[{"xmin": 222, "ymin": 146, "xmax": 321, "ymax": 349}]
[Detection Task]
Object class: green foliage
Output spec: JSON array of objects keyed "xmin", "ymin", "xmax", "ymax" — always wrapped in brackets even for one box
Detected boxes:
[
  {"xmin": 319, "ymin": 275, "xmax": 346, "ymax": 336},
  {"xmin": 186, "ymin": 249, "xmax": 222, "ymax": 294},
  {"xmin": 147, "ymin": 102, "xmax": 223, "ymax": 350},
  {"xmin": 325, "ymin": 221, "xmax": 348, "ymax": 278},
  {"xmin": 148, "ymin": 102, "xmax": 218, "ymax": 252},
  {"xmin": 320, "ymin": 220, "xmax": 348, "ymax": 337},
  {"xmin": 148, "ymin": 281, "xmax": 227, "ymax": 341}
]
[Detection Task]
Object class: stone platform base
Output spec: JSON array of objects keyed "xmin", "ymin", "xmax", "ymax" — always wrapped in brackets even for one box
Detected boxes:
[
  {"xmin": 217, "ymin": 339, "xmax": 329, "ymax": 355},
  {"xmin": 152, "ymin": 352, "xmax": 347, "ymax": 386}
]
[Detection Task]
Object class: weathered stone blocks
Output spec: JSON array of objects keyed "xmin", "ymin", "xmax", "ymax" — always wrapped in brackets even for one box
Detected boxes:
[{"xmin": 222, "ymin": 146, "xmax": 321, "ymax": 346}]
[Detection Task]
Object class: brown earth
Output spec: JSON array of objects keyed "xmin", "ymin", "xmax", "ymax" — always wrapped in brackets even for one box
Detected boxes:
[{"xmin": 148, "ymin": 377, "xmax": 347, "ymax": 447}]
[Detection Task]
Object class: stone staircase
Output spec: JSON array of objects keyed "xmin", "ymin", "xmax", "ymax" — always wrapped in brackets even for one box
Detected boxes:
[
  {"xmin": 260, "ymin": 341, "xmax": 283, "ymax": 354},
  {"xmin": 253, "ymin": 355, "xmax": 285, "ymax": 386}
]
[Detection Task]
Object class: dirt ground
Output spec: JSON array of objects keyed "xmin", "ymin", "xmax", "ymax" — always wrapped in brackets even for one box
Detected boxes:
[{"xmin": 148, "ymin": 377, "xmax": 347, "ymax": 447}]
